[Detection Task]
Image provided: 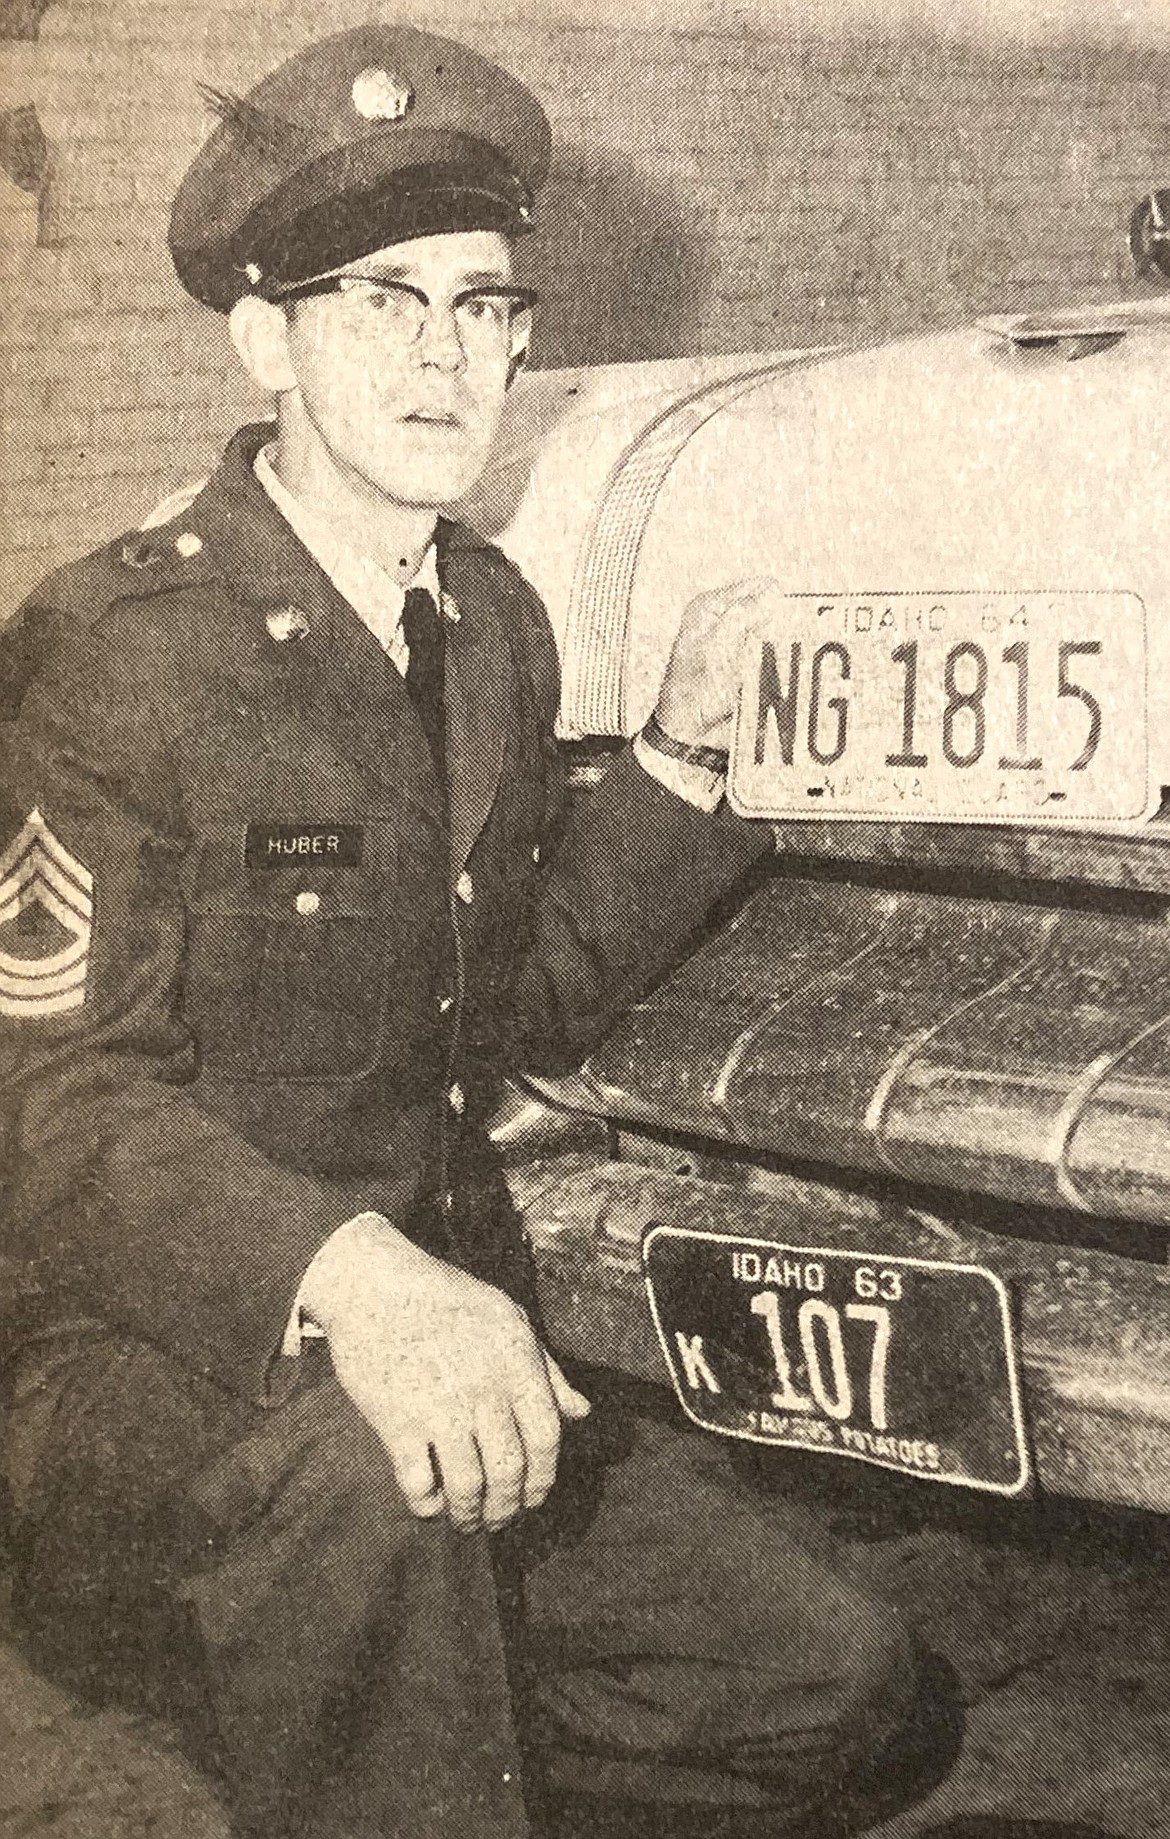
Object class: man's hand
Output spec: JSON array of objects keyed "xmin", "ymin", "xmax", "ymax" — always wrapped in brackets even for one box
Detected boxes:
[
  {"xmin": 652, "ymin": 576, "xmax": 779, "ymax": 753},
  {"xmin": 299, "ymin": 1214, "xmax": 590, "ymax": 1534}
]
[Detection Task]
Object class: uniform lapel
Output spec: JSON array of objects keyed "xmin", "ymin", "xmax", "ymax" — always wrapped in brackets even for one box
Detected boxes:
[
  {"xmin": 439, "ymin": 520, "xmax": 509, "ymax": 882},
  {"xmin": 184, "ymin": 426, "xmax": 444, "ymax": 832},
  {"xmin": 188, "ymin": 426, "xmax": 349, "ymax": 639}
]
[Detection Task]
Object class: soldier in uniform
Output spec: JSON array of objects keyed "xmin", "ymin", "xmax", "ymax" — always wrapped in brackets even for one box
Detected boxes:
[{"xmin": 0, "ymin": 26, "xmax": 958, "ymax": 1839}]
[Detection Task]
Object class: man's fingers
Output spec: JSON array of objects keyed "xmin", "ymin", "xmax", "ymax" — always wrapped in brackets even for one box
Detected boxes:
[
  {"xmin": 692, "ymin": 574, "xmax": 777, "ymax": 629},
  {"xmin": 724, "ymin": 573, "xmax": 777, "ymax": 610},
  {"xmin": 390, "ymin": 1436, "xmax": 447, "ymax": 1520},
  {"xmin": 720, "ymin": 586, "xmax": 781, "ymax": 652},
  {"xmin": 544, "ymin": 1352, "xmax": 592, "ymax": 1420},
  {"xmin": 431, "ymin": 1431, "xmax": 487, "ymax": 1532},
  {"xmin": 511, "ymin": 1388, "xmax": 564, "ymax": 1512},
  {"xmin": 475, "ymin": 1405, "xmax": 527, "ymax": 1531}
]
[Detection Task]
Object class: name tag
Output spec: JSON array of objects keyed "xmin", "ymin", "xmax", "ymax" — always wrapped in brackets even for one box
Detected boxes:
[{"xmin": 245, "ymin": 823, "xmax": 364, "ymax": 869}]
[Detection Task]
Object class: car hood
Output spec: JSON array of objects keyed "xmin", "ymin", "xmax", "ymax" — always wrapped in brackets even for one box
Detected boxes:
[{"xmin": 470, "ymin": 316, "xmax": 1170, "ymax": 765}]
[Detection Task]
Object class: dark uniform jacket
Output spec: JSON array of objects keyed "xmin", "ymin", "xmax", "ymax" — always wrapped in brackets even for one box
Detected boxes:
[{"xmin": 0, "ymin": 424, "xmax": 769, "ymax": 1398}]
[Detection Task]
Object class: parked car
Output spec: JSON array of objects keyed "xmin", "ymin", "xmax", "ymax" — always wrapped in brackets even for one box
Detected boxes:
[{"xmin": 469, "ymin": 300, "xmax": 1170, "ymax": 1517}]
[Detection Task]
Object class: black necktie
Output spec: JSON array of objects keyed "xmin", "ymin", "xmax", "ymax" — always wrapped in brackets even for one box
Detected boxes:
[{"xmin": 402, "ymin": 586, "xmax": 446, "ymax": 775}]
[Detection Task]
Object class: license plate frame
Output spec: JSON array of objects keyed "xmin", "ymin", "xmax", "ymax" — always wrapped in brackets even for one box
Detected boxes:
[
  {"xmin": 729, "ymin": 589, "xmax": 1152, "ymax": 827},
  {"xmin": 643, "ymin": 1226, "xmax": 1031, "ymax": 1496}
]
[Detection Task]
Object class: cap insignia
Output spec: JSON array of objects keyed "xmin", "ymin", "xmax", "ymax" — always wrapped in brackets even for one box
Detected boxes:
[
  {"xmin": 265, "ymin": 605, "xmax": 311, "ymax": 644},
  {"xmin": 351, "ymin": 67, "xmax": 414, "ymax": 122}
]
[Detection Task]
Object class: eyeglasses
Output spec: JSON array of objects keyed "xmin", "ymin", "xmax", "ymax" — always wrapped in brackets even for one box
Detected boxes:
[{"xmin": 275, "ymin": 273, "xmax": 538, "ymax": 357}]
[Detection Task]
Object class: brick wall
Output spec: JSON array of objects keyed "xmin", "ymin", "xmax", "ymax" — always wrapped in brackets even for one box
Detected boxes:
[{"xmin": 2, "ymin": 0, "xmax": 1169, "ymax": 617}]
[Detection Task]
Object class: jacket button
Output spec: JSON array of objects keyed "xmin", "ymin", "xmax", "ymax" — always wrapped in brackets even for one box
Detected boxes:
[
  {"xmin": 438, "ymin": 994, "xmax": 454, "ymax": 1014},
  {"xmin": 448, "ymin": 1081, "xmax": 465, "ymax": 1115},
  {"xmin": 532, "ymin": 843, "xmax": 541, "ymax": 865},
  {"xmin": 295, "ymin": 890, "xmax": 321, "ymax": 916},
  {"xmin": 455, "ymin": 870, "xmax": 474, "ymax": 905}
]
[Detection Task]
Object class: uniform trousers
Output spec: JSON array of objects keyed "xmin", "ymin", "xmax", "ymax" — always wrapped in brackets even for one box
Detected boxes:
[{"xmin": 3, "ymin": 1329, "xmax": 952, "ymax": 1838}]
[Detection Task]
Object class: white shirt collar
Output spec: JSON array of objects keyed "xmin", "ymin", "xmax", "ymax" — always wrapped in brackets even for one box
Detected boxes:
[{"xmin": 253, "ymin": 443, "xmax": 440, "ymax": 667}]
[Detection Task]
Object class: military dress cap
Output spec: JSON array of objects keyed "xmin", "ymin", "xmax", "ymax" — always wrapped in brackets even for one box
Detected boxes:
[{"xmin": 169, "ymin": 24, "xmax": 551, "ymax": 312}]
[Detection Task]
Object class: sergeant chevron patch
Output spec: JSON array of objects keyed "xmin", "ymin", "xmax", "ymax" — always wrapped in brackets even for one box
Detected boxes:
[{"xmin": 0, "ymin": 809, "xmax": 94, "ymax": 1018}]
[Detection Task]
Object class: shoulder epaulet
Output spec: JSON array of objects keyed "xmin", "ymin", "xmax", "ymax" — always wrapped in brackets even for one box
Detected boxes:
[{"xmin": 0, "ymin": 519, "xmax": 217, "ymax": 720}]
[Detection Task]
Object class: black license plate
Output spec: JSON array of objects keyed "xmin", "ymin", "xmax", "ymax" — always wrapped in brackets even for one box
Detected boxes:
[{"xmin": 643, "ymin": 1226, "xmax": 1030, "ymax": 1495}]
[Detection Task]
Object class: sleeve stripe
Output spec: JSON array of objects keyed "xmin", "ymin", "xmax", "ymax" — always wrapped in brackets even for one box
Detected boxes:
[
  {"xmin": 0, "ymin": 863, "xmax": 93, "ymax": 931},
  {"xmin": 0, "ymin": 979, "xmax": 87, "ymax": 1018},
  {"xmin": 0, "ymin": 938, "xmax": 89, "ymax": 986},
  {"xmin": 0, "ymin": 809, "xmax": 94, "ymax": 905},
  {"xmin": 0, "ymin": 811, "xmax": 94, "ymax": 1015}
]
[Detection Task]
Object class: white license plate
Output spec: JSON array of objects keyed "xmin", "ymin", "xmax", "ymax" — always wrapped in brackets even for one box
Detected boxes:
[
  {"xmin": 644, "ymin": 1227, "xmax": 1031, "ymax": 1496},
  {"xmin": 729, "ymin": 590, "xmax": 1152, "ymax": 826}
]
